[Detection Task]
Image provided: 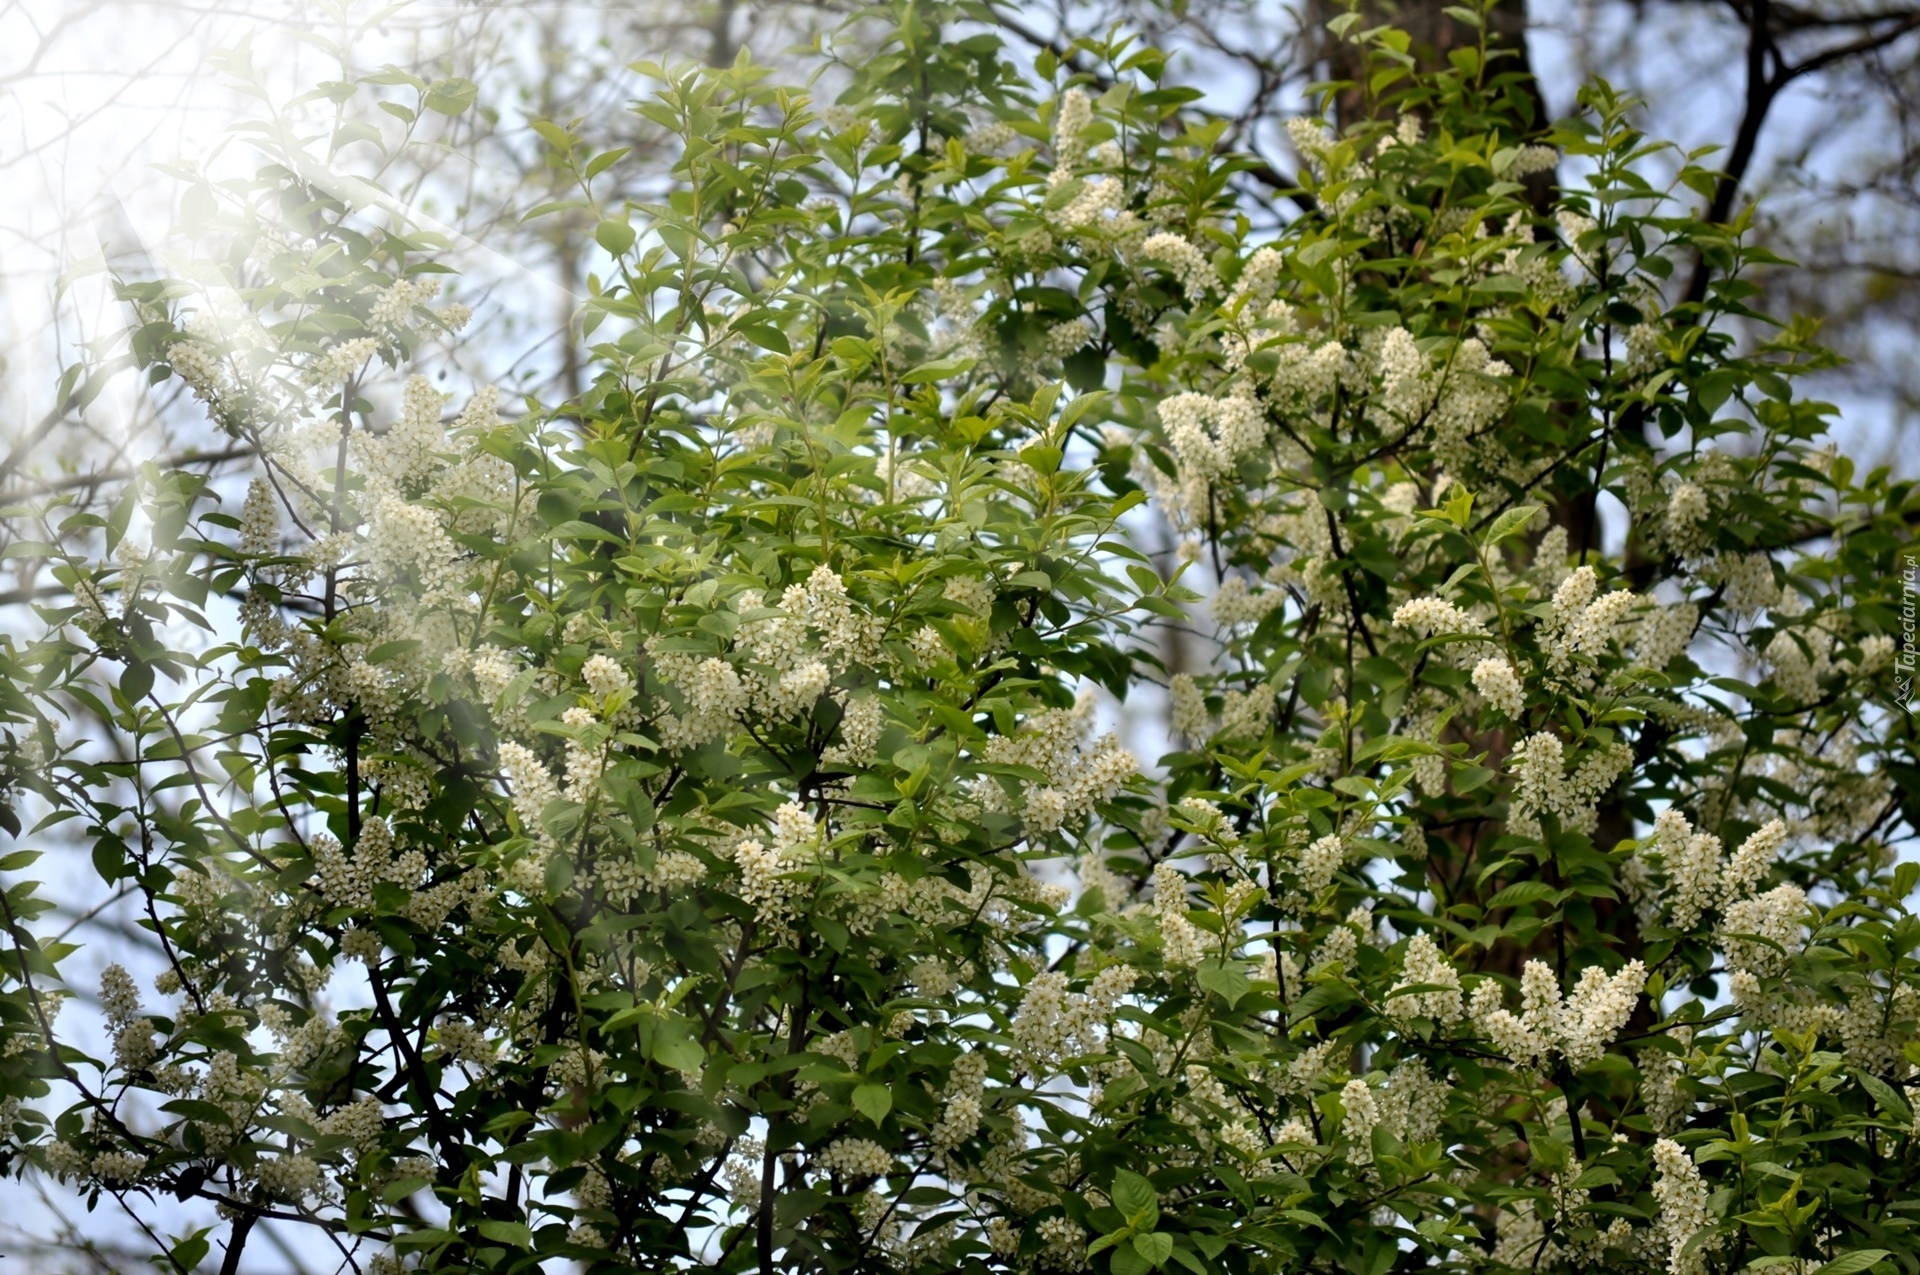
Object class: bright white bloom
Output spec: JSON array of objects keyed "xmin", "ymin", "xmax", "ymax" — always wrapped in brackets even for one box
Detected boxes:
[
  {"xmin": 930, "ymin": 1051, "xmax": 988, "ymax": 1154},
  {"xmin": 1296, "ymin": 834, "xmax": 1345, "ymax": 895},
  {"xmin": 1721, "ymin": 818, "xmax": 1787, "ymax": 900},
  {"xmin": 1637, "ymin": 602, "xmax": 1698, "ymax": 671},
  {"xmin": 1388, "ymin": 933, "xmax": 1464, "ymax": 1023},
  {"xmin": 239, "ymin": 479, "xmax": 279, "ymax": 556},
  {"xmin": 1665, "ymin": 482, "xmax": 1709, "ymax": 555},
  {"xmin": 498, "ymin": 743, "xmax": 561, "ymax": 847},
  {"xmin": 91, "ymin": 1151, "xmax": 149, "ymax": 1184},
  {"xmin": 1472, "ymin": 657, "xmax": 1524, "ymax": 717},
  {"xmin": 1378, "ymin": 1059, "xmax": 1448, "ymax": 1145},
  {"xmin": 1229, "ymin": 247, "xmax": 1287, "ymax": 308},
  {"xmin": 816, "ymin": 1137, "xmax": 892, "ymax": 1179},
  {"xmin": 101, "ymin": 964, "xmax": 141, "ymax": 1022},
  {"xmin": 581, "ymin": 654, "xmax": 632, "ymax": 702},
  {"xmin": 1473, "ymin": 959, "xmax": 1644, "ymax": 1070},
  {"xmin": 1720, "ymin": 884, "xmax": 1807, "ymax": 977},
  {"xmin": 1011, "ymin": 970, "xmax": 1070, "ymax": 1065},
  {"xmin": 1341, "ymin": 1079, "xmax": 1381, "ymax": 1166},
  {"xmin": 1140, "ymin": 233, "xmax": 1218, "ymax": 301},
  {"xmin": 1651, "ymin": 1138, "xmax": 1716, "ymax": 1275},
  {"xmin": 1557, "ymin": 960, "xmax": 1648, "ymax": 1068},
  {"xmin": 1392, "ymin": 596, "xmax": 1488, "ymax": 638},
  {"xmin": 1376, "ymin": 327, "xmax": 1431, "ymax": 421},
  {"xmin": 256, "ymin": 1153, "xmax": 324, "ymax": 1201},
  {"xmin": 1642, "ymin": 1048, "xmax": 1690, "ymax": 1135},
  {"xmin": 1653, "ymin": 808, "xmax": 1723, "ymax": 931},
  {"xmin": 1155, "ymin": 862, "xmax": 1205, "ymax": 968},
  {"xmin": 1509, "ymin": 732, "xmax": 1631, "ymax": 834},
  {"xmin": 1053, "ymin": 88, "xmax": 1093, "ymax": 166},
  {"xmin": 1498, "ymin": 144, "xmax": 1560, "ymax": 178},
  {"xmin": 305, "ymin": 337, "xmax": 380, "ymax": 387}
]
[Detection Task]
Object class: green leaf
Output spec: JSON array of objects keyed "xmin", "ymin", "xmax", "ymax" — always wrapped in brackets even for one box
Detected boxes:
[
  {"xmin": 852, "ymin": 1082, "xmax": 892, "ymax": 1126},
  {"xmin": 1819, "ymin": 1252, "xmax": 1890, "ymax": 1275},
  {"xmin": 1112, "ymin": 1169, "xmax": 1158, "ymax": 1230},
  {"xmin": 1453, "ymin": 765, "xmax": 1496, "ymax": 793},
  {"xmin": 1197, "ymin": 960, "xmax": 1251, "ymax": 1008},
  {"xmin": 1132, "ymin": 1232, "xmax": 1174, "ymax": 1269},
  {"xmin": 1486, "ymin": 881, "xmax": 1559, "ymax": 909},
  {"xmin": 585, "ymin": 146, "xmax": 630, "ymax": 180},
  {"xmin": 597, "ymin": 219, "xmax": 637, "ymax": 257},
  {"xmin": 651, "ymin": 1030, "xmax": 704, "ymax": 1075},
  {"xmin": 1485, "ymin": 504, "xmax": 1542, "ymax": 545},
  {"xmin": 168, "ymin": 1228, "xmax": 212, "ymax": 1272},
  {"xmin": 121, "ymin": 660, "xmax": 154, "ymax": 703},
  {"xmin": 424, "ymin": 77, "xmax": 478, "ymax": 115},
  {"xmin": 901, "ymin": 355, "xmax": 975, "ymax": 384},
  {"xmin": 476, "ymin": 1220, "xmax": 532, "ymax": 1248},
  {"xmin": 1859, "ymin": 1072, "xmax": 1913, "ymax": 1126}
]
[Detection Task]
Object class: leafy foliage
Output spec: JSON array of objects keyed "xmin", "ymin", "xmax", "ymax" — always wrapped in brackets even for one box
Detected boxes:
[{"xmin": 2, "ymin": 4, "xmax": 1918, "ymax": 1275}]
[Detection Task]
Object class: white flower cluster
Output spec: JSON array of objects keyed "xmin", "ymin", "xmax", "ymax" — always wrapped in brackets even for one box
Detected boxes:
[
  {"xmin": 1386, "ymin": 934, "xmax": 1464, "ymax": 1023},
  {"xmin": 1509, "ymin": 731, "xmax": 1631, "ymax": 835},
  {"xmin": 1213, "ymin": 575, "xmax": 1285, "ymax": 628},
  {"xmin": 1637, "ymin": 600, "xmax": 1699, "ymax": 672},
  {"xmin": 1651, "ymin": 1137, "xmax": 1716, "ymax": 1275},
  {"xmin": 1140, "ymin": 233, "xmax": 1218, "ymax": 302},
  {"xmin": 239, "ymin": 478, "xmax": 279, "ymax": 556},
  {"xmin": 101, "ymin": 964, "xmax": 160, "ymax": 1075},
  {"xmin": 1340, "ymin": 1078, "xmax": 1381, "ymax": 1166},
  {"xmin": 930, "ymin": 1050, "xmax": 988, "ymax": 1156},
  {"xmin": 1495, "ymin": 144, "xmax": 1560, "ymax": 178},
  {"xmin": 1009, "ymin": 964, "xmax": 1136, "ymax": 1068},
  {"xmin": 1378, "ymin": 1059, "xmax": 1449, "ymax": 1146},
  {"xmin": 305, "ymin": 336, "xmax": 381, "ymax": 388},
  {"xmin": 169, "ymin": 319, "xmax": 278, "ymax": 430},
  {"xmin": 256, "ymin": 1152, "xmax": 325, "ymax": 1202},
  {"xmin": 735, "ymin": 802, "xmax": 821, "ymax": 936},
  {"xmin": 1426, "ymin": 339, "xmax": 1513, "ymax": 474},
  {"xmin": 1228, "ymin": 246, "xmax": 1286, "ymax": 310},
  {"xmin": 1294, "ymin": 834, "xmax": 1346, "ymax": 897},
  {"xmin": 657, "ymin": 565, "xmax": 883, "ymax": 749},
  {"xmin": 1268, "ymin": 340, "xmax": 1348, "ymax": 408},
  {"xmin": 1720, "ymin": 884, "xmax": 1808, "ymax": 978},
  {"xmin": 1471, "ymin": 656, "xmax": 1524, "ymax": 718},
  {"xmin": 1539, "ymin": 566, "xmax": 1637, "ymax": 679},
  {"xmin": 1718, "ymin": 550, "xmax": 1782, "ymax": 613},
  {"xmin": 1169, "ymin": 673, "xmax": 1208, "ymax": 741},
  {"xmin": 1469, "ymin": 958, "xmax": 1646, "ymax": 1069},
  {"xmin": 1158, "ymin": 389, "xmax": 1267, "ymax": 484},
  {"xmin": 1640, "ymin": 810, "xmax": 1792, "ymax": 936},
  {"xmin": 1664, "ymin": 481, "xmax": 1711, "ymax": 557},
  {"xmin": 1392, "ymin": 596, "xmax": 1488, "ymax": 639},
  {"xmin": 649, "ymin": 649, "xmax": 749, "ymax": 750},
  {"xmin": 816, "ymin": 1137, "xmax": 892, "ymax": 1180},
  {"xmin": 367, "ymin": 276, "xmax": 441, "ymax": 335},
  {"xmin": 1285, "ymin": 116, "xmax": 1334, "ymax": 180},
  {"xmin": 1375, "ymin": 327, "xmax": 1431, "ymax": 422},
  {"xmin": 1053, "ymin": 88, "xmax": 1092, "ymax": 167},
  {"xmin": 978, "ymin": 698, "xmax": 1136, "ymax": 837},
  {"xmin": 1155, "ymin": 862, "xmax": 1205, "ymax": 968},
  {"xmin": 822, "ymin": 694, "xmax": 886, "ymax": 768},
  {"xmin": 498, "ymin": 742, "xmax": 562, "ymax": 859}
]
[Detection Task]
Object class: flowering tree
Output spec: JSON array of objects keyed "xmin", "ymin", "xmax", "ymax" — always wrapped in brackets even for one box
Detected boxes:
[{"xmin": 2, "ymin": 3, "xmax": 1917, "ymax": 1274}]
